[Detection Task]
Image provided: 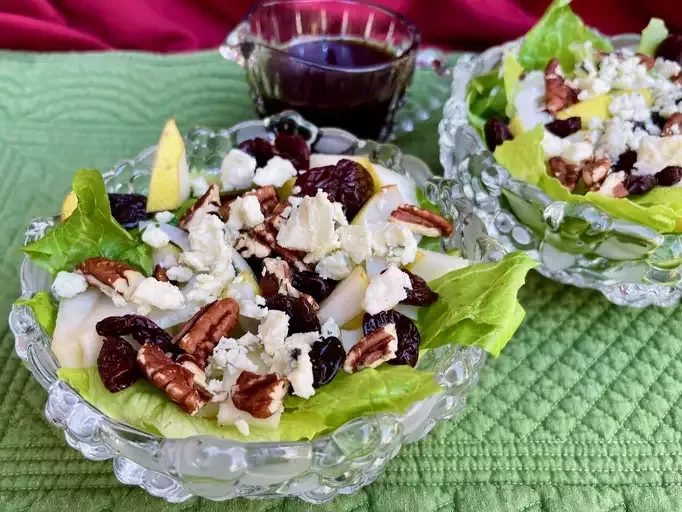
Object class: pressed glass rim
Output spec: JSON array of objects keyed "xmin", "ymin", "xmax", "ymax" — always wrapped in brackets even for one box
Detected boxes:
[
  {"xmin": 11, "ymin": 111, "xmax": 499, "ymax": 503},
  {"xmin": 439, "ymin": 33, "xmax": 682, "ymax": 307}
]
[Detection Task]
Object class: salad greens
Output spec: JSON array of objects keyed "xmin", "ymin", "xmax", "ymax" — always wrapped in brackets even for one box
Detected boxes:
[
  {"xmin": 15, "ymin": 292, "xmax": 57, "ymax": 336},
  {"xmin": 638, "ymin": 18, "xmax": 668, "ymax": 57},
  {"xmin": 21, "ymin": 170, "xmax": 153, "ymax": 275},
  {"xmin": 517, "ymin": 0, "xmax": 613, "ymax": 72},
  {"xmin": 418, "ymin": 252, "xmax": 538, "ymax": 357},
  {"xmin": 466, "ymin": 71, "xmax": 507, "ymax": 134}
]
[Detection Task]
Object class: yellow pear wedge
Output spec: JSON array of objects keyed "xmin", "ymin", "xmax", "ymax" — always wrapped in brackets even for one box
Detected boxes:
[
  {"xmin": 61, "ymin": 191, "xmax": 78, "ymax": 221},
  {"xmin": 146, "ymin": 119, "xmax": 190, "ymax": 212},
  {"xmin": 557, "ymin": 89, "xmax": 652, "ymax": 124}
]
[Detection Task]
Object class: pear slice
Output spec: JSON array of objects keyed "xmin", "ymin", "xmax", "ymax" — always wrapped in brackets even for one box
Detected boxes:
[
  {"xmin": 146, "ymin": 119, "xmax": 190, "ymax": 212},
  {"xmin": 557, "ymin": 89, "xmax": 652, "ymax": 125},
  {"xmin": 61, "ymin": 191, "xmax": 78, "ymax": 221},
  {"xmin": 351, "ymin": 185, "xmax": 403, "ymax": 225},
  {"xmin": 52, "ymin": 289, "xmax": 101, "ymax": 368},
  {"xmin": 318, "ymin": 266, "xmax": 370, "ymax": 327},
  {"xmin": 371, "ymin": 163, "xmax": 419, "ymax": 207},
  {"xmin": 406, "ymin": 249, "xmax": 469, "ymax": 282}
]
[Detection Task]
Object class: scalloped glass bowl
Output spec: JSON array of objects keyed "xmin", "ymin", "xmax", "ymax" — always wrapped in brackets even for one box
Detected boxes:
[
  {"xmin": 440, "ymin": 34, "xmax": 682, "ymax": 307},
  {"xmin": 10, "ymin": 112, "xmax": 499, "ymax": 503}
]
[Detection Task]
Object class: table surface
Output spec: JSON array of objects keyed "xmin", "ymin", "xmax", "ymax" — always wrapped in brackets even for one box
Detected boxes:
[{"xmin": 2, "ymin": 50, "xmax": 682, "ymax": 512}]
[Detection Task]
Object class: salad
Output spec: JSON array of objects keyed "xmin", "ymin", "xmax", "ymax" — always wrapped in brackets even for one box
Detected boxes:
[
  {"xmin": 469, "ymin": 0, "xmax": 682, "ymax": 234},
  {"xmin": 17, "ymin": 119, "xmax": 536, "ymax": 442}
]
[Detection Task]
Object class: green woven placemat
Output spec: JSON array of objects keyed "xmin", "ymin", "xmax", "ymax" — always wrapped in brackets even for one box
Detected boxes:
[{"xmin": 2, "ymin": 50, "xmax": 682, "ymax": 512}]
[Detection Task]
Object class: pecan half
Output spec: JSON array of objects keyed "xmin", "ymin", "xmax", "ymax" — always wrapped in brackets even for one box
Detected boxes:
[
  {"xmin": 176, "ymin": 353, "xmax": 212, "ymax": 397},
  {"xmin": 389, "ymin": 204, "xmax": 453, "ymax": 237},
  {"xmin": 548, "ymin": 156, "xmax": 581, "ymax": 192},
  {"xmin": 178, "ymin": 184, "xmax": 221, "ymax": 231},
  {"xmin": 137, "ymin": 343, "xmax": 208, "ymax": 415},
  {"xmin": 581, "ymin": 158, "xmax": 611, "ymax": 190},
  {"xmin": 231, "ymin": 371, "xmax": 288, "ymax": 419},
  {"xmin": 343, "ymin": 323, "xmax": 398, "ymax": 374},
  {"xmin": 153, "ymin": 264, "xmax": 169, "ymax": 282},
  {"xmin": 219, "ymin": 186, "xmax": 279, "ymax": 219},
  {"xmin": 545, "ymin": 58, "xmax": 579, "ymax": 115},
  {"xmin": 172, "ymin": 298, "xmax": 239, "ymax": 365},
  {"xmin": 78, "ymin": 257, "xmax": 145, "ymax": 303},
  {"xmin": 636, "ymin": 53, "xmax": 655, "ymax": 70},
  {"xmin": 662, "ymin": 113, "xmax": 682, "ymax": 137}
]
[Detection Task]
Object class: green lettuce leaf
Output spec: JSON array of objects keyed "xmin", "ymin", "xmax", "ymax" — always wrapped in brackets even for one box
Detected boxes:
[
  {"xmin": 493, "ymin": 125, "xmax": 682, "ymax": 233},
  {"xmin": 59, "ymin": 363, "xmax": 440, "ymax": 442},
  {"xmin": 466, "ymin": 70, "xmax": 507, "ymax": 134},
  {"xmin": 418, "ymin": 252, "xmax": 538, "ymax": 357},
  {"xmin": 638, "ymin": 18, "xmax": 668, "ymax": 57},
  {"xmin": 21, "ymin": 170, "xmax": 153, "ymax": 275},
  {"xmin": 518, "ymin": 0, "xmax": 613, "ymax": 72},
  {"xmin": 14, "ymin": 291, "xmax": 57, "ymax": 336}
]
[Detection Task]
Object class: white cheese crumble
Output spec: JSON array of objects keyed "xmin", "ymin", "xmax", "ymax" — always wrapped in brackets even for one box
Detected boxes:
[
  {"xmin": 52, "ymin": 271, "xmax": 88, "ymax": 299},
  {"xmin": 142, "ymin": 224, "xmax": 170, "ymax": 248},
  {"xmin": 321, "ymin": 317, "xmax": 341, "ymax": 339},
  {"xmin": 166, "ymin": 266, "xmax": 193, "ymax": 282},
  {"xmin": 210, "ymin": 336, "xmax": 259, "ymax": 375},
  {"xmin": 337, "ymin": 224, "xmax": 372, "ymax": 264},
  {"xmin": 130, "ymin": 278, "xmax": 185, "ymax": 313},
  {"xmin": 608, "ymin": 92, "xmax": 651, "ymax": 122},
  {"xmin": 543, "ymin": 131, "xmax": 594, "ymax": 164},
  {"xmin": 633, "ymin": 135, "xmax": 682, "ymax": 175},
  {"xmin": 220, "ymin": 149, "xmax": 257, "ymax": 192},
  {"xmin": 362, "ymin": 265, "xmax": 412, "ymax": 315},
  {"xmin": 269, "ymin": 331, "xmax": 320, "ymax": 399},
  {"xmin": 227, "ymin": 195, "xmax": 265, "ymax": 231},
  {"xmin": 513, "ymin": 70, "xmax": 553, "ymax": 130},
  {"xmin": 154, "ymin": 211, "xmax": 174, "ymax": 224},
  {"xmin": 234, "ymin": 419, "xmax": 250, "ymax": 436},
  {"xmin": 369, "ymin": 222, "xmax": 418, "ymax": 265},
  {"xmin": 258, "ymin": 310, "xmax": 290, "ymax": 356},
  {"xmin": 315, "ymin": 251, "xmax": 353, "ymax": 280},
  {"xmin": 654, "ymin": 58, "xmax": 682, "ymax": 79},
  {"xmin": 253, "ymin": 156, "xmax": 297, "ymax": 187},
  {"xmin": 598, "ymin": 171, "xmax": 627, "ymax": 197},
  {"xmin": 189, "ymin": 175, "xmax": 210, "ymax": 197}
]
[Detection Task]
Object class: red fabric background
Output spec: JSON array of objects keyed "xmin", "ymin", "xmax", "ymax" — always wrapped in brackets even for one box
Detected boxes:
[{"xmin": 0, "ymin": 0, "xmax": 679, "ymax": 53}]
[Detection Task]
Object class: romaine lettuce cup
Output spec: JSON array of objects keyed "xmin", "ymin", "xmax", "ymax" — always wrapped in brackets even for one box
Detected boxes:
[
  {"xmin": 441, "ymin": 0, "xmax": 682, "ymax": 307},
  {"xmin": 11, "ymin": 112, "xmax": 535, "ymax": 502}
]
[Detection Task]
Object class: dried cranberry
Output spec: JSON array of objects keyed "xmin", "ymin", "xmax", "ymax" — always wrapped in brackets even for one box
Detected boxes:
[
  {"xmin": 624, "ymin": 174, "xmax": 657, "ymax": 195},
  {"xmin": 615, "ymin": 150, "xmax": 638, "ymax": 173},
  {"xmin": 96, "ymin": 315, "xmax": 173, "ymax": 352},
  {"xmin": 363, "ymin": 310, "xmax": 420, "ymax": 367},
  {"xmin": 294, "ymin": 159, "xmax": 374, "ymax": 220},
  {"xmin": 259, "ymin": 273, "xmax": 280, "ymax": 298},
  {"xmin": 97, "ymin": 336, "xmax": 139, "ymax": 392},
  {"xmin": 108, "ymin": 194, "xmax": 150, "ymax": 229},
  {"xmin": 274, "ymin": 133, "xmax": 310, "ymax": 170},
  {"xmin": 244, "ymin": 256, "xmax": 264, "ymax": 277},
  {"xmin": 292, "ymin": 270, "xmax": 336, "ymax": 303},
  {"xmin": 309, "ymin": 337, "xmax": 345, "ymax": 387},
  {"xmin": 545, "ymin": 117, "xmax": 582, "ymax": 138},
  {"xmin": 651, "ymin": 112, "xmax": 667, "ymax": 130},
  {"xmin": 656, "ymin": 166, "xmax": 682, "ymax": 187},
  {"xmin": 484, "ymin": 117, "xmax": 513, "ymax": 149},
  {"xmin": 401, "ymin": 269, "xmax": 439, "ymax": 306},
  {"xmin": 655, "ymin": 35, "xmax": 682, "ymax": 65},
  {"xmin": 266, "ymin": 294, "xmax": 321, "ymax": 335},
  {"xmin": 238, "ymin": 137, "xmax": 280, "ymax": 168}
]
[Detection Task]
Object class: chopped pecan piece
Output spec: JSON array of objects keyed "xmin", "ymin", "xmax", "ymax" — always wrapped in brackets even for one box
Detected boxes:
[
  {"xmin": 78, "ymin": 257, "xmax": 145, "ymax": 303},
  {"xmin": 260, "ymin": 257, "xmax": 298, "ymax": 297},
  {"xmin": 263, "ymin": 201, "xmax": 291, "ymax": 232},
  {"xmin": 219, "ymin": 186, "xmax": 279, "ymax": 219},
  {"xmin": 673, "ymin": 72, "xmax": 682, "ymax": 86},
  {"xmin": 176, "ymin": 353, "xmax": 212, "ymax": 396},
  {"xmin": 389, "ymin": 204, "xmax": 453, "ymax": 237},
  {"xmin": 636, "ymin": 53, "xmax": 655, "ymax": 70},
  {"xmin": 231, "ymin": 371, "xmax": 288, "ymax": 419},
  {"xmin": 235, "ymin": 233, "xmax": 272, "ymax": 259},
  {"xmin": 662, "ymin": 113, "xmax": 682, "ymax": 137},
  {"xmin": 153, "ymin": 264, "xmax": 169, "ymax": 282},
  {"xmin": 545, "ymin": 58, "xmax": 579, "ymax": 115},
  {"xmin": 137, "ymin": 343, "xmax": 208, "ymax": 415},
  {"xmin": 581, "ymin": 158, "xmax": 611, "ymax": 190},
  {"xmin": 172, "ymin": 298, "xmax": 239, "ymax": 365},
  {"xmin": 178, "ymin": 183, "xmax": 221, "ymax": 231},
  {"xmin": 343, "ymin": 324, "xmax": 398, "ymax": 374},
  {"xmin": 251, "ymin": 223, "xmax": 310, "ymax": 271},
  {"xmin": 548, "ymin": 156, "xmax": 581, "ymax": 192}
]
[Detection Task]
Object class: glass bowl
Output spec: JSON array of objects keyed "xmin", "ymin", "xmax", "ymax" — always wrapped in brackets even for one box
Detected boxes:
[
  {"xmin": 10, "ymin": 111, "xmax": 500, "ymax": 503},
  {"xmin": 440, "ymin": 34, "xmax": 682, "ymax": 307}
]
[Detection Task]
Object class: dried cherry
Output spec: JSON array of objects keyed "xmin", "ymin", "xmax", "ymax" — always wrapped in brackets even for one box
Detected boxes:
[
  {"xmin": 245, "ymin": 256, "xmax": 264, "ymax": 278},
  {"xmin": 266, "ymin": 294, "xmax": 321, "ymax": 335},
  {"xmin": 292, "ymin": 270, "xmax": 336, "ymax": 303},
  {"xmin": 238, "ymin": 137, "xmax": 281, "ymax": 167},
  {"xmin": 401, "ymin": 269, "xmax": 439, "ymax": 306},
  {"xmin": 545, "ymin": 117, "xmax": 582, "ymax": 138},
  {"xmin": 96, "ymin": 315, "xmax": 173, "ymax": 352},
  {"xmin": 294, "ymin": 159, "xmax": 374, "ymax": 220},
  {"xmin": 615, "ymin": 149, "xmax": 638, "ymax": 173},
  {"xmin": 108, "ymin": 194, "xmax": 150, "ymax": 229},
  {"xmin": 651, "ymin": 112, "xmax": 667, "ymax": 130},
  {"xmin": 656, "ymin": 166, "xmax": 682, "ymax": 187},
  {"xmin": 274, "ymin": 133, "xmax": 310, "ymax": 170},
  {"xmin": 259, "ymin": 272, "xmax": 280, "ymax": 298},
  {"xmin": 655, "ymin": 35, "xmax": 682, "ymax": 65},
  {"xmin": 309, "ymin": 337, "xmax": 345, "ymax": 388},
  {"xmin": 363, "ymin": 310, "xmax": 420, "ymax": 367},
  {"xmin": 484, "ymin": 117, "xmax": 513, "ymax": 149},
  {"xmin": 624, "ymin": 174, "xmax": 657, "ymax": 195},
  {"xmin": 97, "ymin": 336, "xmax": 139, "ymax": 392}
]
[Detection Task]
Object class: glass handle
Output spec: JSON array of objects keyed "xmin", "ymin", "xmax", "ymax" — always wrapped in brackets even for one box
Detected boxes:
[{"xmin": 219, "ymin": 22, "xmax": 251, "ymax": 67}]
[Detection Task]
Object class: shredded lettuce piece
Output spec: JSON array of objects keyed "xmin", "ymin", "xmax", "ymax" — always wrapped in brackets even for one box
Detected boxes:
[
  {"xmin": 517, "ymin": 0, "xmax": 613, "ymax": 72},
  {"xmin": 21, "ymin": 170, "xmax": 153, "ymax": 275},
  {"xmin": 638, "ymin": 18, "xmax": 668, "ymax": 57},
  {"xmin": 14, "ymin": 291, "xmax": 57, "ymax": 336},
  {"xmin": 466, "ymin": 70, "xmax": 507, "ymax": 134}
]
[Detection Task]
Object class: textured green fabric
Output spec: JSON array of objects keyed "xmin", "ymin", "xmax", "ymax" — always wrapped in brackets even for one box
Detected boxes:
[{"xmin": 2, "ymin": 50, "xmax": 682, "ymax": 511}]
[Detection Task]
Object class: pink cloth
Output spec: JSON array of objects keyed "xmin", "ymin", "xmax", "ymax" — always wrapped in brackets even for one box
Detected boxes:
[{"xmin": 0, "ymin": 0, "xmax": 679, "ymax": 53}]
